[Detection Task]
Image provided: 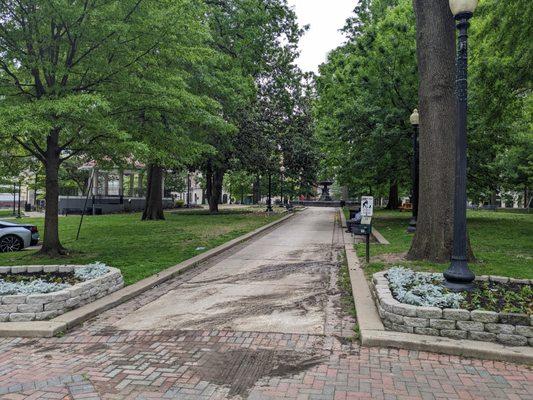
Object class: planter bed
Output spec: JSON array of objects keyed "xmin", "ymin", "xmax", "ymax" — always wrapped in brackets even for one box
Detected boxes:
[
  {"xmin": 0, "ymin": 263, "xmax": 123, "ymax": 322},
  {"xmin": 372, "ymin": 268, "xmax": 533, "ymax": 347}
]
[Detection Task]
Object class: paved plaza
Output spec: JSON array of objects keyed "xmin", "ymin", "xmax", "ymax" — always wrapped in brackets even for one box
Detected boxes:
[{"xmin": 0, "ymin": 209, "xmax": 531, "ymax": 399}]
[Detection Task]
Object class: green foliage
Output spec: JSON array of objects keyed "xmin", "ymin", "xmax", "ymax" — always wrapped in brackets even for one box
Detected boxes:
[
  {"xmin": 200, "ymin": 0, "xmax": 315, "ymax": 204},
  {"xmin": 225, "ymin": 171, "xmax": 255, "ymax": 202},
  {"xmin": 467, "ymin": 0, "xmax": 533, "ymax": 202},
  {"xmin": 318, "ymin": 0, "xmax": 532, "ymax": 204}
]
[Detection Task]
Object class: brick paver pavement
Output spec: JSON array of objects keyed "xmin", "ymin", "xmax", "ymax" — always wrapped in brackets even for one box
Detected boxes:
[{"xmin": 1, "ymin": 209, "xmax": 531, "ymax": 399}]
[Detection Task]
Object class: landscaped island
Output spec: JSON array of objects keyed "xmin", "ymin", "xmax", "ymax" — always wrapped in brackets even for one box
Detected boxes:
[
  {"xmin": 0, "ymin": 263, "xmax": 123, "ymax": 322},
  {"xmin": 372, "ymin": 267, "xmax": 532, "ymax": 347}
]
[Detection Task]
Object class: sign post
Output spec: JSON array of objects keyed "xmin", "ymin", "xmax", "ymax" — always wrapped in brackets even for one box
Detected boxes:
[
  {"xmin": 361, "ymin": 196, "xmax": 374, "ymax": 217},
  {"xmin": 361, "ymin": 196, "xmax": 374, "ymax": 263},
  {"xmin": 347, "ymin": 196, "xmax": 374, "ymax": 263}
]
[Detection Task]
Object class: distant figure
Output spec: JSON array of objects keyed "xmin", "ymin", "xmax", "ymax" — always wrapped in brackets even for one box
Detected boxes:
[{"xmin": 353, "ymin": 207, "xmax": 362, "ymax": 224}]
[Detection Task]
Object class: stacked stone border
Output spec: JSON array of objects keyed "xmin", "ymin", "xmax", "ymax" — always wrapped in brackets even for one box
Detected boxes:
[
  {"xmin": 0, "ymin": 265, "xmax": 124, "ymax": 322},
  {"xmin": 372, "ymin": 270, "xmax": 533, "ymax": 347}
]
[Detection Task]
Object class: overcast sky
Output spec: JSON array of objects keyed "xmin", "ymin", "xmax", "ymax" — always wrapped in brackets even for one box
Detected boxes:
[{"xmin": 288, "ymin": 0, "xmax": 357, "ymax": 73}]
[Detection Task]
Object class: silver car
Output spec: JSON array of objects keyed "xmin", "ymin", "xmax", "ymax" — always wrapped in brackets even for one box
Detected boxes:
[{"xmin": 0, "ymin": 220, "xmax": 39, "ymax": 252}]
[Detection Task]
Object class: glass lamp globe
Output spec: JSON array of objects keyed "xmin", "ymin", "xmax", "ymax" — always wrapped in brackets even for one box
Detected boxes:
[
  {"xmin": 410, "ymin": 109, "xmax": 420, "ymax": 126},
  {"xmin": 449, "ymin": 0, "xmax": 478, "ymax": 16}
]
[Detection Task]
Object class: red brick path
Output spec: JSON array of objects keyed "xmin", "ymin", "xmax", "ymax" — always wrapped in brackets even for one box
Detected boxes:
[{"xmin": 0, "ymin": 328, "xmax": 532, "ymax": 400}]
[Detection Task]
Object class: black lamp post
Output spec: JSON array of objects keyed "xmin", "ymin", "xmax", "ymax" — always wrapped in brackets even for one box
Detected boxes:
[
  {"xmin": 12, "ymin": 182, "xmax": 16, "ymax": 216},
  {"xmin": 408, "ymin": 109, "xmax": 419, "ymax": 233},
  {"xmin": 186, "ymin": 171, "xmax": 191, "ymax": 208},
  {"xmin": 444, "ymin": 0, "xmax": 478, "ymax": 291},
  {"xmin": 17, "ymin": 181, "xmax": 21, "ymax": 218},
  {"xmin": 280, "ymin": 166, "xmax": 286, "ymax": 206},
  {"xmin": 266, "ymin": 173, "xmax": 273, "ymax": 212}
]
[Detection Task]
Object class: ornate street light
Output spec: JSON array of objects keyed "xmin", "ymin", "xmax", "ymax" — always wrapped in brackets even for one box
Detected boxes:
[
  {"xmin": 444, "ymin": 0, "xmax": 478, "ymax": 291},
  {"xmin": 408, "ymin": 109, "xmax": 420, "ymax": 233},
  {"xmin": 280, "ymin": 166, "xmax": 286, "ymax": 206},
  {"xmin": 266, "ymin": 174, "xmax": 273, "ymax": 212},
  {"xmin": 186, "ymin": 171, "xmax": 191, "ymax": 208},
  {"xmin": 449, "ymin": 0, "xmax": 478, "ymax": 17}
]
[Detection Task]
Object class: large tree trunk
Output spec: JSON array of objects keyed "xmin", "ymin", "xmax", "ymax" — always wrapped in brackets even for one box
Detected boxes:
[
  {"xmin": 205, "ymin": 167, "xmax": 224, "ymax": 213},
  {"xmin": 142, "ymin": 165, "xmax": 165, "ymax": 220},
  {"xmin": 39, "ymin": 133, "xmax": 67, "ymax": 256},
  {"xmin": 408, "ymin": 0, "xmax": 461, "ymax": 263},
  {"xmin": 385, "ymin": 180, "xmax": 400, "ymax": 210}
]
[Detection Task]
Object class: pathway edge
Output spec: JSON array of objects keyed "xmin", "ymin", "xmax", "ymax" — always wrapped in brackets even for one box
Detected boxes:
[
  {"xmin": 0, "ymin": 212, "xmax": 295, "ymax": 338},
  {"xmin": 339, "ymin": 209, "xmax": 533, "ymax": 365}
]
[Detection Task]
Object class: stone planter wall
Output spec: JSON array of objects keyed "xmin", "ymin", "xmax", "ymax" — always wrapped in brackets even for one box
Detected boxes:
[
  {"xmin": 372, "ymin": 271, "xmax": 533, "ymax": 347},
  {"xmin": 0, "ymin": 265, "xmax": 124, "ymax": 322}
]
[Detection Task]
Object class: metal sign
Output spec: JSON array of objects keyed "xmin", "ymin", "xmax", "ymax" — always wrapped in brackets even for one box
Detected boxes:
[
  {"xmin": 361, "ymin": 196, "xmax": 374, "ymax": 217},
  {"xmin": 361, "ymin": 216, "xmax": 372, "ymax": 225}
]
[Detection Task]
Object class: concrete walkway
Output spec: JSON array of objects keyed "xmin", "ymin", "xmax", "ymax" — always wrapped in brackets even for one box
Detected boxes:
[
  {"xmin": 114, "ymin": 207, "xmax": 341, "ymax": 334},
  {"xmin": 0, "ymin": 208, "xmax": 531, "ymax": 400}
]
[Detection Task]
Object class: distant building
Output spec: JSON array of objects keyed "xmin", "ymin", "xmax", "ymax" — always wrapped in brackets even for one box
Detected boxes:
[
  {"xmin": 173, "ymin": 171, "xmax": 231, "ymax": 206},
  {"xmin": 57, "ymin": 161, "xmax": 173, "ymax": 214}
]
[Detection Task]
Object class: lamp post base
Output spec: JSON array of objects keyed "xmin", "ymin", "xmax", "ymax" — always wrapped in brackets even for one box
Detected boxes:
[
  {"xmin": 444, "ymin": 259, "xmax": 476, "ymax": 292},
  {"xmin": 443, "ymin": 279, "xmax": 475, "ymax": 292}
]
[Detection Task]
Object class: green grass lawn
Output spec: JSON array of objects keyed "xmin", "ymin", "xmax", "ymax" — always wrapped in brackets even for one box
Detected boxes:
[
  {"xmin": 352, "ymin": 209, "xmax": 533, "ymax": 279},
  {"xmin": 0, "ymin": 209, "xmax": 16, "ymax": 218},
  {"xmin": 0, "ymin": 211, "xmax": 283, "ymax": 285}
]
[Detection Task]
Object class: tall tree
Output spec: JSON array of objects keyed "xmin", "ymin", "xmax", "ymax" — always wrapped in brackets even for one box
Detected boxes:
[
  {"xmin": 110, "ymin": 0, "xmax": 231, "ymax": 220},
  {"xmin": 406, "ymin": 0, "xmax": 462, "ymax": 262},
  {"xmin": 202, "ymin": 0, "xmax": 305, "ymax": 213},
  {"xmin": 314, "ymin": 0, "xmax": 416, "ymax": 204},
  {"xmin": 0, "ymin": 1, "xmax": 178, "ymax": 254}
]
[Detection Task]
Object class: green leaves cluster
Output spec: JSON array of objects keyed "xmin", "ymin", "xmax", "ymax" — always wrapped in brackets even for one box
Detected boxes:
[
  {"xmin": 314, "ymin": 0, "xmax": 417, "ymax": 199},
  {"xmin": 468, "ymin": 0, "xmax": 533, "ymax": 205},
  {"xmin": 315, "ymin": 0, "xmax": 532, "ymax": 206}
]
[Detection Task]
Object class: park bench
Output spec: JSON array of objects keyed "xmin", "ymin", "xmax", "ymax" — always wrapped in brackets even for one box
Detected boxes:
[{"xmin": 399, "ymin": 203, "xmax": 413, "ymax": 212}]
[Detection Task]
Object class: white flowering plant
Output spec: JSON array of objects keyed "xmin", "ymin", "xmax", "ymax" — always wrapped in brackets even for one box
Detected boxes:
[
  {"xmin": 74, "ymin": 262, "xmax": 110, "ymax": 281},
  {"xmin": 0, "ymin": 279, "xmax": 70, "ymax": 296},
  {"xmin": 386, "ymin": 267, "xmax": 464, "ymax": 309},
  {"xmin": 0, "ymin": 262, "xmax": 111, "ymax": 296}
]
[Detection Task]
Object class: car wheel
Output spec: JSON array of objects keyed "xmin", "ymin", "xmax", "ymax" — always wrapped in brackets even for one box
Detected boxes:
[{"xmin": 0, "ymin": 235, "xmax": 23, "ymax": 252}]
